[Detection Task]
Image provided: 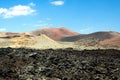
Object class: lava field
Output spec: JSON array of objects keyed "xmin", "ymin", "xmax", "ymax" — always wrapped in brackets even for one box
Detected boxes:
[{"xmin": 0, "ymin": 47, "xmax": 120, "ymax": 80}]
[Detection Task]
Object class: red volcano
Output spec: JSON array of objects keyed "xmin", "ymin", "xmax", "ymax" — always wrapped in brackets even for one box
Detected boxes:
[{"xmin": 29, "ymin": 27, "xmax": 79, "ymax": 40}]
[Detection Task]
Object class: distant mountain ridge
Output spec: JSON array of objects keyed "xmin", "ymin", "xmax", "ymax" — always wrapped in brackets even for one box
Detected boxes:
[
  {"xmin": 61, "ymin": 31, "xmax": 120, "ymax": 42},
  {"xmin": 0, "ymin": 27, "xmax": 120, "ymax": 47},
  {"xmin": 0, "ymin": 32, "xmax": 19, "ymax": 38}
]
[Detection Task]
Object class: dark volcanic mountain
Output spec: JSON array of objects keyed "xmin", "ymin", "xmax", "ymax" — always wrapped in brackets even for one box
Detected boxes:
[
  {"xmin": 28, "ymin": 27, "xmax": 79, "ymax": 40},
  {"xmin": 61, "ymin": 31, "xmax": 120, "ymax": 42}
]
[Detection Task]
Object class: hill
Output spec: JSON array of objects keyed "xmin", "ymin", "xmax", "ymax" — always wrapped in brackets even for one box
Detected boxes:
[
  {"xmin": 0, "ymin": 28, "xmax": 120, "ymax": 48},
  {"xmin": 61, "ymin": 31, "xmax": 120, "ymax": 42},
  {"xmin": 99, "ymin": 35, "xmax": 120, "ymax": 46},
  {"xmin": 0, "ymin": 33, "xmax": 64, "ymax": 49},
  {"xmin": 28, "ymin": 27, "xmax": 79, "ymax": 40},
  {"xmin": 30, "ymin": 34, "xmax": 63, "ymax": 49},
  {"xmin": 0, "ymin": 32, "xmax": 19, "ymax": 38}
]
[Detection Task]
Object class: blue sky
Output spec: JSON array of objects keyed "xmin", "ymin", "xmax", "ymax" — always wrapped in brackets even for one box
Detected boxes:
[{"xmin": 0, "ymin": 0, "xmax": 120, "ymax": 34}]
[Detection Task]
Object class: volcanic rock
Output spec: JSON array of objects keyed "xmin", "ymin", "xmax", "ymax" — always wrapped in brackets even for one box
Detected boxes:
[{"xmin": 0, "ymin": 48, "xmax": 120, "ymax": 80}]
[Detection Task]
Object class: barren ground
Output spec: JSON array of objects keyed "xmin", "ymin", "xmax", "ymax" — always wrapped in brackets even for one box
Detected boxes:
[{"xmin": 0, "ymin": 48, "xmax": 120, "ymax": 80}]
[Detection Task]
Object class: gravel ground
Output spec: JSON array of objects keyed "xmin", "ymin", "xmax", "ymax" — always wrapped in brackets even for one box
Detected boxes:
[
  {"xmin": 0, "ymin": 47, "xmax": 120, "ymax": 80},
  {"xmin": 0, "ymin": 39, "xmax": 11, "ymax": 47}
]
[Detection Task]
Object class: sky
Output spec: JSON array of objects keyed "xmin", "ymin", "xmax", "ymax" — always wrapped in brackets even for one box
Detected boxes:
[{"xmin": 0, "ymin": 0, "xmax": 120, "ymax": 34}]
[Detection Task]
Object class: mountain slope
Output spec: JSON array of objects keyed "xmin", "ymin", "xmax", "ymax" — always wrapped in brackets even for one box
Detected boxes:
[
  {"xmin": 9, "ymin": 34, "xmax": 63, "ymax": 49},
  {"xmin": 99, "ymin": 35, "xmax": 120, "ymax": 46},
  {"xmin": 61, "ymin": 31, "xmax": 120, "ymax": 42},
  {"xmin": 28, "ymin": 27, "xmax": 79, "ymax": 40},
  {"xmin": 31, "ymin": 34, "xmax": 63, "ymax": 49}
]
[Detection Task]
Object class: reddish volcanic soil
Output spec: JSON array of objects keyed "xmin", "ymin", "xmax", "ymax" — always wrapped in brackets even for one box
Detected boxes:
[
  {"xmin": 29, "ymin": 27, "xmax": 79, "ymax": 40},
  {"xmin": 0, "ymin": 32, "xmax": 19, "ymax": 38},
  {"xmin": 99, "ymin": 35, "xmax": 120, "ymax": 46}
]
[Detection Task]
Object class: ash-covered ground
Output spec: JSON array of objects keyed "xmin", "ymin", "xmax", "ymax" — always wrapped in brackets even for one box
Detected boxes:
[{"xmin": 0, "ymin": 47, "xmax": 120, "ymax": 80}]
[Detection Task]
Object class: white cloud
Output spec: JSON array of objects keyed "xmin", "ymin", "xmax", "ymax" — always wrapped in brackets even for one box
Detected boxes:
[
  {"xmin": 0, "ymin": 8, "xmax": 7, "ymax": 14},
  {"xmin": 0, "ymin": 28, "xmax": 6, "ymax": 31},
  {"xmin": 51, "ymin": 0, "xmax": 64, "ymax": 6},
  {"xmin": 29, "ymin": 2, "xmax": 36, "ymax": 6},
  {"xmin": 0, "ymin": 4, "xmax": 36, "ymax": 18}
]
